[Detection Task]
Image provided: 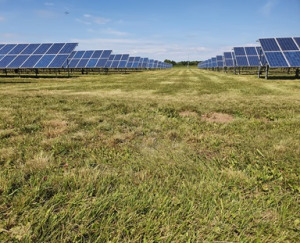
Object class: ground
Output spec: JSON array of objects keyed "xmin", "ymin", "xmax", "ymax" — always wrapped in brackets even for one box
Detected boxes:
[{"xmin": 0, "ymin": 68, "xmax": 299, "ymax": 242}]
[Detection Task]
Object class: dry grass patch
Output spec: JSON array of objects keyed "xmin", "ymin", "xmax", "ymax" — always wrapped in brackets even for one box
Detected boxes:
[
  {"xmin": 43, "ymin": 119, "xmax": 69, "ymax": 138},
  {"xmin": 23, "ymin": 151, "xmax": 53, "ymax": 173},
  {"xmin": 179, "ymin": 111, "xmax": 198, "ymax": 118},
  {"xmin": 202, "ymin": 112, "xmax": 234, "ymax": 123}
]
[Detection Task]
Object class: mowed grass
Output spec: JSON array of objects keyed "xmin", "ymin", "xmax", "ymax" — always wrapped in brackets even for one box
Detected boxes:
[{"xmin": 0, "ymin": 68, "xmax": 299, "ymax": 242}]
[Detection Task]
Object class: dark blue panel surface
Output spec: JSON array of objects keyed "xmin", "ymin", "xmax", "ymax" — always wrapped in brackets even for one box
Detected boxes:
[
  {"xmin": 126, "ymin": 62, "xmax": 133, "ymax": 68},
  {"xmin": 108, "ymin": 55, "xmax": 115, "ymax": 61},
  {"xmin": 284, "ymin": 52, "xmax": 300, "ymax": 67},
  {"xmin": 294, "ymin": 38, "xmax": 300, "ymax": 49},
  {"xmin": 77, "ymin": 59, "xmax": 89, "ymax": 68},
  {"xmin": 234, "ymin": 47, "xmax": 245, "ymax": 56},
  {"xmin": 114, "ymin": 55, "xmax": 122, "ymax": 61},
  {"xmin": 46, "ymin": 43, "xmax": 64, "ymax": 54},
  {"xmin": 265, "ymin": 52, "xmax": 289, "ymax": 67},
  {"xmin": 118, "ymin": 61, "xmax": 127, "ymax": 68},
  {"xmin": 9, "ymin": 44, "xmax": 28, "ymax": 54},
  {"xmin": 0, "ymin": 55, "xmax": 4, "ymax": 61},
  {"xmin": 121, "ymin": 55, "xmax": 129, "ymax": 61},
  {"xmin": 260, "ymin": 38, "xmax": 280, "ymax": 51},
  {"xmin": 111, "ymin": 61, "xmax": 119, "ymax": 68},
  {"xmin": 128, "ymin": 57, "xmax": 134, "ymax": 62},
  {"xmin": 236, "ymin": 56, "xmax": 248, "ymax": 66},
  {"xmin": 224, "ymin": 52, "xmax": 232, "ymax": 59},
  {"xmin": 0, "ymin": 44, "xmax": 4, "ymax": 50},
  {"xmin": 216, "ymin": 55, "xmax": 223, "ymax": 61},
  {"xmin": 86, "ymin": 59, "xmax": 98, "ymax": 68},
  {"xmin": 92, "ymin": 51, "xmax": 103, "ymax": 58},
  {"xmin": 21, "ymin": 55, "xmax": 42, "ymax": 68},
  {"xmin": 21, "ymin": 44, "xmax": 40, "ymax": 54},
  {"xmin": 48, "ymin": 55, "xmax": 69, "ymax": 68},
  {"xmin": 277, "ymin": 38, "xmax": 298, "ymax": 51},
  {"xmin": 132, "ymin": 62, "xmax": 139, "ymax": 68},
  {"xmin": 96, "ymin": 59, "xmax": 108, "ymax": 68},
  {"xmin": 59, "ymin": 43, "xmax": 77, "ymax": 54},
  {"xmin": 245, "ymin": 47, "xmax": 257, "ymax": 56},
  {"xmin": 0, "ymin": 55, "xmax": 17, "ymax": 68},
  {"xmin": 35, "ymin": 55, "xmax": 55, "ymax": 68},
  {"xmin": 69, "ymin": 59, "xmax": 80, "ymax": 68},
  {"xmin": 34, "ymin": 44, "xmax": 52, "ymax": 54},
  {"xmin": 7, "ymin": 55, "xmax": 29, "ymax": 68},
  {"xmin": 74, "ymin": 51, "xmax": 85, "ymax": 59},
  {"xmin": 217, "ymin": 61, "xmax": 223, "ymax": 67},
  {"xmin": 248, "ymin": 56, "xmax": 260, "ymax": 66},
  {"xmin": 105, "ymin": 60, "xmax": 113, "ymax": 68},
  {"xmin": 0, "ymin": 44, "xmax": 17, "ymax": 54},
  {"xmin": 101, "ymin": 50, "xmax": 112, "ymax": 58},
  {"xmin": 83, "ymin": 51, "xmax": 94, "ymax": 58},
  {"xmin": 0, "ymin": 55, "xmax": 16, "ymax": 68},
  {"xmin": 225, "ymin": 59, "xmax": 234, "ymax": 67},
  {"xmin": 68, "ymin": 51, "xmax": 76, "ymax": 59}
]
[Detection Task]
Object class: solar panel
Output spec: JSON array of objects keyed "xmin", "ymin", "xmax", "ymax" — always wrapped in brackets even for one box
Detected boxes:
[
  {"xmin": 142, "ymin": 58, "xmax": 149, "ymax": 68},
  {"xmin": 21, "ymin": 44, "xmax": 40, "ymax": 54},
  {"xmin": 277, "ymin": 38, "xmax": 298, "ymax": 51},
  {"xmin": 259, "ymin": 38, "xmax": 280, "ymax": 51},
  {"xmin": 118, "ymin": 54, "xmax": 129, "ymax": 68},
  {"xmin": 223, "ymin": 52, "xmax": 235, "ymax": 67},
  {"xmin": 9, "ymin": 44, "xmax": 28, "ymax": 54},
  {"xmin": 295, "ymin": 37, "xmax": 300, "ymax": 49},
  {"xmin": 0, "ymin": 42, "xmax": 78, "ymax": 69},
  {"xmin": 7, "ymin": 55, "xmax": 29, "ymax": 68},
  {"xmin": 0, "ymin": 44, "xmax": 17, "ymax": 54},
  {"xmin": 34, "ymin": 44, "xmax": 52, "ymax": 54},
  {"xmin": 67, "ymin": 50, "xmax": 112, "ymax": 68},
  {"xmin": 259, "ymin": 37, "xmax": 300, "ymax": 68},
  {"xmin": 0, "ymin": 56, "xmax": 17, "ymax": 68},
  {"xmin": 283, "ymin": 52, "xmax": 300, "ymax": 67},
  {"xmin": 132, "ymin": 57, "xmax": 141, "ymax": 68},
  {"xmin": 233, "ymin": 46, "xmax": 263, "ymax": 67},
  {"xmin": 126, "ymin": 57, "xmax": 134, "ymax": 68},
  {"xmin": 264, "ymin": 52, "xmax": 289, "ymax": 67},
  {"xmin": 216, "ymin": 55, "xmax": 223, "ymax": 67}
]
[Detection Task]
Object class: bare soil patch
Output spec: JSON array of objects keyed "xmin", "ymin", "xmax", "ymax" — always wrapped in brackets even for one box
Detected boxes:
[{"xmin": 202, "ymin": 112, "xmax": 234, "ymax": 123}]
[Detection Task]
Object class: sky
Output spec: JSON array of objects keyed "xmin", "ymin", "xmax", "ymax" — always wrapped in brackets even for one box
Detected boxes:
[{"xmin": 0, "ymin": 0, "xmax": 299, "ymax": 61}]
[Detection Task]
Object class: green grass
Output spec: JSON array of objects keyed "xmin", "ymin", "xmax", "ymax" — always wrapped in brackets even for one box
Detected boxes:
[{"xmin": 0, "ymin": 67, "xmax": 299, "ymax": 242}]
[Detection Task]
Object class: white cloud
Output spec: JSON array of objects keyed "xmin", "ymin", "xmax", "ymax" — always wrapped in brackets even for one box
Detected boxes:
[
  {"xmin": 260, "ymin": 0, "xmax": 278, "ymax": 16},
  {"xmin": 0, "ymin": 16, "xmax": 5, "ymax": 22}
]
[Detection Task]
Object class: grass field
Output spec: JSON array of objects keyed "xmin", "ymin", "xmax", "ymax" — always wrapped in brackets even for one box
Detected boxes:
[{"xmin": 0, "ymin": 67, "xmax": 299, "ymax": 242}]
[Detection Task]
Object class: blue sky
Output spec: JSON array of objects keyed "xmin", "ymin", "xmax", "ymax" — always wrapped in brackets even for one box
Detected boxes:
[{"xmin": 0, "ymin": 0, "xmax": 299, "ymax": 61}]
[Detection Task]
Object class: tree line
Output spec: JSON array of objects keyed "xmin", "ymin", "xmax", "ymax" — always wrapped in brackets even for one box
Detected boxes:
[{"xmin": 164, "ymin": 59, "xmax": 202, "ymax": 66}]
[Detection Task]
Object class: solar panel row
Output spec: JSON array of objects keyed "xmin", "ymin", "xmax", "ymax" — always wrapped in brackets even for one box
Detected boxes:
[
  {"xmin": 198, "ymin": 37, "xmax": 300, "ymax": 69},
  {"xmin": 0, "ymin": 43, "xmax": 78, "ymax": 69},
  {"xmin": 259, "ymin": 37, "xmax": 300, "ymax": 68},
  {"xmin": 0, "ymin": 43, "xmax": 173, "ymax": 70}
]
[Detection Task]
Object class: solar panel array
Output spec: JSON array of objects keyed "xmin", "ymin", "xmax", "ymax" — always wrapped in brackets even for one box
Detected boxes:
[
  {"xmin": 223, "ymin": 52, "xmax": 235, "ymax": 67},
  {"xmin": 259, "ymin": 37, "xmax": 300, "ymax": 68},
  {"xmin": 198, "ymin": 37, "xmax": 300, "ymax": 70},
  {"xmin": 0, "ymin": 43, "xmax": 78, "ymax": 69},
  {"xmin": 0, "ymin": 43, "xmax": 173, "ymax": 71},
  {"xmin": 67, "ymin": 50, "xmax": 112, "ymax": 68}
]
